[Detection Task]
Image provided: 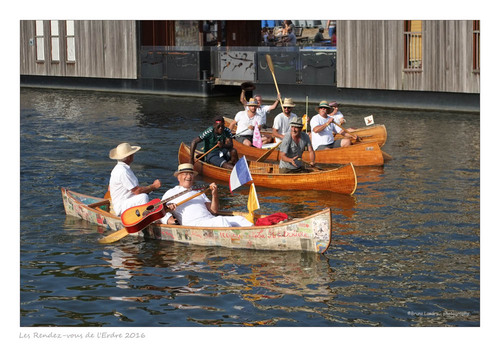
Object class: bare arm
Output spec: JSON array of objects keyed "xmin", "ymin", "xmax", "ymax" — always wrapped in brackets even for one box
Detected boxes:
[{"xmin": 131, "ymin": 179, "xmax": 161, "ymax": 195}]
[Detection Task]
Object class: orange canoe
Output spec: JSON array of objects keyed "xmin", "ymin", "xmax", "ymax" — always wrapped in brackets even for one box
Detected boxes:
[
  {"xmin": 178, "ymin": 142, "xmax": 357, "ymax": 195},
  {"xmin": 232, "ymin": 140, "xmax": 384, "ymax": 166}
]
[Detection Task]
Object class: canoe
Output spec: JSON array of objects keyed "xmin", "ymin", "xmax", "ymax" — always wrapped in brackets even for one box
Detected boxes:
[
  {"xmin": 231, "ymin": 140, "xmax": 384, "ymax": 167},
  {"xmin": 334, "ymin": 124, "xmax": 387, "ymax": 147},
  {"xmin": 180, "ymin": 142, "xmax": 357, "ymax": 195},
  {"xmin": 224, "ymin": 116, "xmax": 387, "ymax": 148},
  {"xmin": 61, "ymin": 187, "xmax": 332, "ymax": 253}
]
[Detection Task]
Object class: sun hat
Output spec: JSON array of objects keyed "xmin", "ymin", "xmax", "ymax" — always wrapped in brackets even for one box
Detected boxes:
[
  {"xmin": 289, "ymin": 116, "xmax": 303, "ymax": 128},
  {"xmin": 329, "ymin": 101, "xmax": 339, "ymax": 108},
  {"xmin": 247, "ymin": 98, "xmax": 259, "ymax": 106},
  {"xmin": 109, "ymin": 143, "xmax": 141, "ymax": 160},
  {"xmin": 174, "ymin": 163, "xmax": 198, "ymax": 177},
  {"xmin": 316, "ymin": 100, "xmax": 332, "ymax": 112},
  {"xmin": 282, "ymin": 98, "xmax": 295, "ymax": 108}
]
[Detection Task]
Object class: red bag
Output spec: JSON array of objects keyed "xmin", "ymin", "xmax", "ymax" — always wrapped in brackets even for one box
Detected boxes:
[{"xmin": 255, "ymin": 212, "xmax": 289, "ymax": 226}]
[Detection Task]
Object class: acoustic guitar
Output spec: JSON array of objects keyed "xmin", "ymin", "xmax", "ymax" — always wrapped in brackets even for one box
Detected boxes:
[{"xmin": 121, "ymin": 185, "xmax": 207, "ymax": 233}]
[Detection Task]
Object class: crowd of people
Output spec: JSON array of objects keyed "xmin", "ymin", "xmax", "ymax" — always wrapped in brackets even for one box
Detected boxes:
[
  {"xmin": 261, "ymin": 20, "xmax": 336, "ymax": 47},
  {"xmin": 107, "ymin": 84, "xmax": 356, "ymax": 230}
]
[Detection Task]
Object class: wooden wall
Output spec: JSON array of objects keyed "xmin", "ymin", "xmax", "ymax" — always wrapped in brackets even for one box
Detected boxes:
[
  {"xmin": 337, "ymin": 20, "xmax": 480, "ymax": 94},
  {"xmin": 20, "ymin": 20, "xmax": 137, "ymax": 79}
]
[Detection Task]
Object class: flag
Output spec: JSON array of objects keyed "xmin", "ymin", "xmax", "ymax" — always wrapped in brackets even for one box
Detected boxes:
[
  {"xmin": 229, "ymin": 156, "xmax": 253, "ymax": 192},
  {"xmin": 246, "ymin": 183, "xmax": 260, "ymax": 223},
  {"xmin": 364, "ymin": 115, "xmax": 374, "ymax": 126},
  {"xmin": 252, "ymin": 120, "xmax": 262, "ymax": 148},
  {"xmin": 302, "ymin": 114, "xmax": 308, "ymax": 132}
]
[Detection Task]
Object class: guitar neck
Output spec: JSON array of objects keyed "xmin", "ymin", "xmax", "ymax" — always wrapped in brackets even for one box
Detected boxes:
[{"xmin": 157, "ymin": 185, "xmax": 207, "ymax": 207}]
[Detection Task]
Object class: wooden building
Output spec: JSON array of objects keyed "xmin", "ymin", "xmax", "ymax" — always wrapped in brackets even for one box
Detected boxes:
[
  {"xmin": 20, "ymin": 20, "xmax": 479, "ymax": 111},
  {"xmin": 336, "ymin": 20, "xmax": 480, "ymax": 94}
]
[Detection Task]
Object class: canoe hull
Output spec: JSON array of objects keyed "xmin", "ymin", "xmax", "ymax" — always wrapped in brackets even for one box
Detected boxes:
[
  {"xmin": 179, "ymin": 142, "xmax": 357, "ymax": 195},
  {"xmin": 334, "ymin": 124, "xmax": 387, "ymax": 147},
  {"xmin": 61, "ymin": 188, "xmax": 332, "ymax": 253},
  {"xmin": 232, "ymin": 139, "xmax": 384, "ymax": 166}
]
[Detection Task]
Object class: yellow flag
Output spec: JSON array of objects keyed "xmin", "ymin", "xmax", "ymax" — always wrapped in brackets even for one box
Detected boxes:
[
  {"xmin": 302, "ymin": 114, "xmax": 308, "ymax": 131},
  {"xmin": 246, "ymin": 183, "xmax": 260, "ymax": 223}
]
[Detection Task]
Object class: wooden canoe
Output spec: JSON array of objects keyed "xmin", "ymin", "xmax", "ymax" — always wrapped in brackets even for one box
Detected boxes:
[
  {"xmin": 224, "ymin": 117, "xmax": 387, "ymax": 148},
  {"xmin": 179, "ymin": 142, "xmax": 357, "ymax": 195},
  {"xmin": 61, "ymin": 187, "xmax": 332, "ymax": 253},
  {"xmin": 231, "ymin": 140, "xmax": 384, "ymax": 166},
  {"xmin": 334, "ymin": 124, "xmax": 387, "ymax": 147}
]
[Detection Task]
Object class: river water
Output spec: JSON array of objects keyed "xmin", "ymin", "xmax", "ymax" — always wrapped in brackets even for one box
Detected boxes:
[{"xmin": 18, "ymin": 88, "xmax": 480, "ymax": 335}]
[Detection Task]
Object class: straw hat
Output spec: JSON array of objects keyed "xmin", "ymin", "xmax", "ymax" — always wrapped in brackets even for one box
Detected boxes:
[
  {"xmin": 174, "ymin": 163, "xmax": 198, "ymax": 177},
  {"xmin": 247, "ymin": 98, "xmax": 259, "ymax": 106},
  {"xmin": 282, "ymin": 98, "xmax": 295, "ymax": 108},
  {"xmin": 316, "ymin": 100, "xmax": 332, "ymax": 112},
  {"xmin": 109, "ymin": 143, "xmax": 141, "ymax": 160},
  {"xmin": 289, "ymin": 116, "xmax": 303, "ymax": 128}
]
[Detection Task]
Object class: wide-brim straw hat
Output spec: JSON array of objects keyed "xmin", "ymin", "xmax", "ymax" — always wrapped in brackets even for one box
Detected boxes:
[
  {"xmin": 174, "ymin": 163, "xmax": 198, "ymax": 177},
  {"xmin": 289, "ymin": 116, "xmax": 303, "ymax": 128},
  {"xmin": 316, "ymin": 100, "xmax": 332, "ymax": 112},
  {"xmin": 282, "ymin": 98, "xmax": 295, "ymax": 108},
  {"xmin": 109, "ymin": 142, "xmax": 141, "ymax": 160}
]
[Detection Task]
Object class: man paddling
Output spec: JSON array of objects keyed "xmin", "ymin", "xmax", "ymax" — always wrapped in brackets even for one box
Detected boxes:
[
  {"xmin": 190, "ymin": 116, "xmax": 238, "ymax": 169},
  {"xmin": 108, "ymin": 142, "xmax": 161, "ymax": 216},
  {"xmin": 159, "ymin": 163, "xmax": 253, "ymax": 227},
  {"xmin": 310, "ymin": 100, "xmax": 357, "ymax": 150},
  {"xmin": 279, "ymin": 116, "xmax": 315, "ymax": 173}
]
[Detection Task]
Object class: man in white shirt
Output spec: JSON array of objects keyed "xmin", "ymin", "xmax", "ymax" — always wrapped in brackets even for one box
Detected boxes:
[
  {"xmin": 240, "ymin": 91, "xmax": 280, "ymax": 128},
  {"xmin": 160, "ymin": 164, "xmax": 252, "ymax": 227},
  {"xmin": 272, "ymin": 98, "xmax": 297, "ymax": 142},
  {"xmin": 229, "ymin": 98, "xmax": 262, "ymax": 146},
  {"xmin": 108, "ymin": 143, "xmax": 161, "ymax": 216},
  {"xmin": 328, "ymin": 101, "xmax": 355, "ymax": 133},
  {"xmin": 310, "ymin": 101, "xmax": 357, "ymax": 150}
]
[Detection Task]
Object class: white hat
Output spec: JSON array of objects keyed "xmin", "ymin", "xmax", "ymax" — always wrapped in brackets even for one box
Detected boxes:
[
  {"xmin": 109, "ymin": 143, "xmax": 141, "ymax": 160},
  {"xmin": 174, "ymin": 163, "xmax": 198, "ymax": 177}
]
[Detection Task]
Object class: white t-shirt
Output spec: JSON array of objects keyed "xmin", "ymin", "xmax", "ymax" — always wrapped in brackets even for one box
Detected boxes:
[
  {"xmin": 310, "ymin": 114, "xmax": 337, "ymax": 150},
  {"xmin": 109, "ymin": 161, "xmax": 139, "ymax": 215},
  {"xmin": 160, "ymin": 185, "xmax": 213, "ymax": 225},
  {"xmin": 331, "ymin": 111, "xmax": 344, "ymax": 133},
  {"xmin": 234, "ymin": 110, "xmax": 261, "ymax": 136},
  {"xmin": 246, "ymin": 105, "xmax": 271, "ymax": 126},
  {"xmin": 272, "ymin": 112, "xmax": 296, "ymax": 136}
]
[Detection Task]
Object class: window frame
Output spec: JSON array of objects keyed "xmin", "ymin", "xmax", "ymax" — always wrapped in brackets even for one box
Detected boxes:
[
  {"xmin": 403, "ymin": 20, "xmax": 423, "ymax": 72},
  {"xmin": 473, "ymin": 20, "xmax": 480, "ymax": 73}
]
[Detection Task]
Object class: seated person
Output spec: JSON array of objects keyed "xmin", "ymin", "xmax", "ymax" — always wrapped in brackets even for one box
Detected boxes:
[
  {"xmin": 108, "ymin": 142, "xmax": 161, "ymax": 216},
  {"xmin": 160, "ymin": 164, "xmax": 253, "ymax": 227},
  {"xmin": 191, "ymin": 116, "xmax": 238, "ymax": 169},
  {"xmin": 229, "ymin": 98, "xmax": 262, "ymax": 146},
  {"xmin": 279, "ymin": 116, "xmax": 315, "ymax": 173},
  {"xmin": 310, "ymin": 101, "xmax": 357, "ymax": 150}
]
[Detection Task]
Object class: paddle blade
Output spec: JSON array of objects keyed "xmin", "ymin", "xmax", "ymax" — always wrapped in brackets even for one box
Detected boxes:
[
  {"xmin": 256, "ymin": 143, "xmax": 279, "ymax": 162},
  {"xmin": 382, "ymin": 151, "xmax": 393, "ymax": 161},
  {"xmin": 98, "ymin": 228, "xmax": 129, "ymax": 244},
  {"xmin": 266, "ymin": 54, "xmax": 275, "ymax": 74}
]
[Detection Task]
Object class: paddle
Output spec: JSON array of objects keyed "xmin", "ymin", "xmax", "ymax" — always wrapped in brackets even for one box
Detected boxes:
[
  {"xmin": 194, "ymin": 143, "xmax": 219, "ymax": 164},
  {"xmin": 98, "ymin": 187, "xmax": 210, "ymax": 244},
  {"xmin": 265, "ymin": 54, "xmax": 284, "ymax": 112},
  {"xmin": 256, "ymin": 142, "xmax": 280, "ymax": 162}
]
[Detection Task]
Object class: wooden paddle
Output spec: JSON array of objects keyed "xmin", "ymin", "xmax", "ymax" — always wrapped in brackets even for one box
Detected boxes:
[
  {"xmin": 265, "ymin": 54, "xmax": 284, "ymax": 112},
  {"xmin": 98, "ymin": 187, "xmax": 210, "ymax": 244},
  {"xmin": 256, "ymin": 142, "xmax": 280, "ymax": 162},
  {"xmin": 194, "ymin": 143, "xmax": 219, "ymax": 164}
]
